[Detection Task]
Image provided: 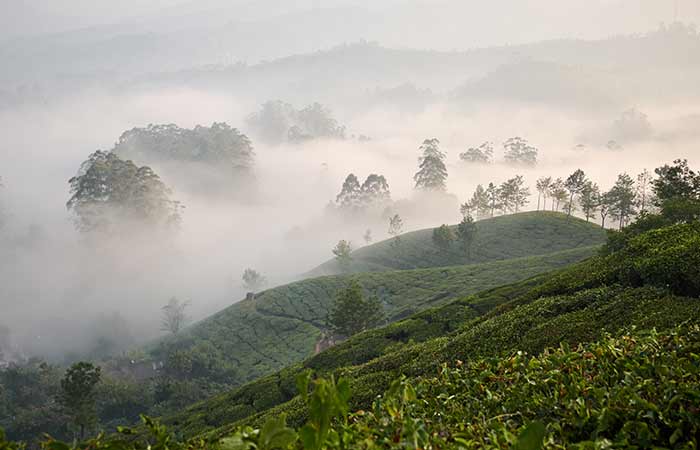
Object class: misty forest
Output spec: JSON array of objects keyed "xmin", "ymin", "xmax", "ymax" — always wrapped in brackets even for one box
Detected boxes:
[{"xmin": 1, "ymin": 1, "xmax": 700, "ymax": 449}]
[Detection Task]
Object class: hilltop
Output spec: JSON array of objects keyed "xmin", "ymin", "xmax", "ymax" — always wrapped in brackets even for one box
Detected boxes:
[
  {"xmin": 160, "ymin": 221, "xmax": 700, "ymax": 442},
  {"xmin": 310, "ymin": 212, "xmax": 606, "ymax": 275}
]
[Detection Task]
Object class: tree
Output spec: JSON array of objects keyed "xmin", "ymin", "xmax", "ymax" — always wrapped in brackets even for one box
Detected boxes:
[
  {"xmin": 161, "ymin": 297, "xmax": 190, "ymax": 336},
  {"xmin": 459, "ymin": 142, "xmax": 493, "ymax": 164},
  {"xmin": 459, "ymin": 200, "xmax": 475, "ymax": 219},
  {"xmin": 608, "ymin": 173, "xmax": 637, "ymax": 229},
  {"xmin": 336, "ymin": 174, "xmax": 362, "ymax": 209},
  {"xmin": 499, "ymin": 176, "xmax": 530, "ymax": 213},
  {"xmin": 564, "ymin": 169, "xmax": 588, "ymax": 217},
  {"xmin": 549, "ymin": 178, "xmax": 568, "ymax": 212},
  {"xmin": 612, "ymin": 108, "xmax": 652, "ymax": 142},
  {"xmin": 635, "ymin": 169, "xmax": 654, "ymax": 214},
  {"xmin": 456, "ymin": 216, "xmax": 478, "ymax": 257},
  {"xmin": 485, "ymin": 183, "xmax": 501, "ymax": 217},
  {"xmin": 332, "ymin": 240, "xmax": 353, "ymax": 271},
  {"xmin": 327, "ymin": 282, "xmax": 385, "ymax": 338},
  {"xmin": 242, "ymin": 268, "xmax": 267, "ymax": 292},
  {"xmin": 536, "ymin": 176, "xmax": 552, "ymax": 211},
  {"xmin": 469, "ymin": 184, "xmax": 490, "ymax": 218},
  {"xmin": 363, "ymin": 229, "xmax": 373, "ymax": 244},
  {"xmin": 388, "ymin": 214, "xmax": 404, "ymax": 248},
  {"xmin": 599, "ymin": 190, "xmax": 613, "ymax": 228},
  {"xmin": 60, "ymin": 362, "xmax": 101, "ymax": 440},
  {"xmin": 503, "ymin": 137, "xmax": 538, "ymax": 166},
  {"xmin": 414, "ymin": 138, "xmax": 447, "ymax": 191},
  {"xmin": 652, "ymin": 159, "xmax": 700, "ymax": 222},
  {"xmin": 432, "ymin": 224, "xmax": 455, "ymax": 251},
  {"xmin": 360, "ymin": 174, "xmax": 391, "ymax": 206},
  {"xmin": 67, "ymin": 151, "xmax": 182, "ymax": 233},
  {"xmin": 579, "ymin": 181, "xmax": 601, "ymax": 222}
]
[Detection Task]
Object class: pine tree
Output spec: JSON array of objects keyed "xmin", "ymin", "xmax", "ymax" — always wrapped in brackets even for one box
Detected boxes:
[
  {"xmin": 414, "ymin": 138, "xmax": 447, "ymax": 191},
  {"xmin": 579, "ymin": 181, "xmax": 601, "ymax": 222},
  {"xmin": 609, "ymin": 173, "xmax": 637, "ymax": 229}
]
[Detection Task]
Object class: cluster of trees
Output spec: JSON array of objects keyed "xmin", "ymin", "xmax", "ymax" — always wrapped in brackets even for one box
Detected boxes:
[
  {"xmin": 460, "ymin": 137, "xmax": 539, "ymax": 166},
  {"xmin": 335, "ymin": 173, "xmax": 391, "ymax": 211},
  {"xmin": 432, "ymin": 216, "xmax": 477, "ymax": 257},
  {"xmin": 460, "ymin": 176, "xmax": 530, "ymax": 219},
  {"xmin": 246, "ymin": 101, "xmax": 346, "ymax": 144},
  {"xmin": 67, "ymin": 151, "xmax": 182, "ymax": 234},
  {"xmin": 113, "ymin": 123, "xmax": 254, "ymax": 173}
]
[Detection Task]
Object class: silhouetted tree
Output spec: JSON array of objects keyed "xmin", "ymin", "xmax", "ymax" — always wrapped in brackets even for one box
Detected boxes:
[
  {"xmin": 599, "ymin": 190, "xmax": 614, "ymax": 228},
  {"xmin": 652, "ymin": 159, "xmax": 700, "ymax": 222},
  {"xmin": 579, "ymin": 181, "xmax": 601, "ymax": 222},
  {"xmin": 499, "ymin": 176, "xmax": 530, "ymax": 213},
  {"xmin": 414, "ymin": 138, "xmax": 447, "ymax": 191},
  {"xmin": 363, "ymin": 229, "xmax": 373, "ymax": 244},
  {"xmin": 549, "ymin": 178, "xmax": 568, "ymax": 212},
  {"xmin": 336, "ymin": 174, "xmax": 362, "ymax": 209},
  {"xmin": 564, "ymin": 169, "xmax": 588, "ymax": 217},
  {"xmin": 609, "ymin": 173, "xmax": 637, "ymax": 229},
  {"xmin": 635, "ymin": 169, "xmax": 654, "ymax": 214},
  {"xmin": 536, "ymin": 176, "xmax": 552, "ymax": 211},
  {"xmin": 388, "ymin": 214, "xmax": 404, "ymax": 248}
]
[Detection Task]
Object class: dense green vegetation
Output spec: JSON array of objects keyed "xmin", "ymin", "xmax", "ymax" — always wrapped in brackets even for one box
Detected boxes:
[
  {"xmin": 311, "ymin": 212, "xmax": 606, "ymax": 275},
  {"xmin": 157, "ymin": 244, "xmax": 598, "ymax": 386},
  {"xmin": 156, "ymin": 220, "xmax": 700, "ymax": 441}
]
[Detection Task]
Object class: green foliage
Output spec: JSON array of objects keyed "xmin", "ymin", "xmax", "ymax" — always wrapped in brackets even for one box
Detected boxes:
[
  {"xmin": 67, "ymin": 151, "xmax": 181, "ymax": 233},
  {"xmin": 60, "ymin": 362, "xmax": 101, "ymax": 439},
  {"xmin": 242, "ymin": 269, "xmax": 267, "ymax": 292},
  {"xmin": 431, "ymin": 225, "xmax": 455, "ymax": 251},
  {"xmin": 414, "ymin": 139, "xmax": 447, "ymax": 191},
  {"xmin": 327, "ymin": 283, "xmax": 385, "ymax": 338},
  {"xmin": 332, "ymin": 241, "xmax": 353, "ymax": 271},
  {"xmin": 455, "ymin": 216, "xmax": 477, "ymax": 257},
  {"xmin": 312, "ymin": 212, "xmax": 606, "ymax": 275}
]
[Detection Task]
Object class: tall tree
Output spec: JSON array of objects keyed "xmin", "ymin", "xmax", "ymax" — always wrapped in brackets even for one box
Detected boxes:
[
  {"xmin": 459, "ymin": 142, "xmax": 493, "ymax": 164},
  {"xmin": 499, "ymin": 176, "xmax": 530, "ymax": 213},
  {"xmin": 60, "ymin": 362, "xmax": 101, "ymax": 440},
  {"xmin": 388, "ymin": 214, "xmax": 404, "ymax": 248},
  {"xmin": 327, "ymin": 282, "xmax": 385, "ymax": 338},
  {"xmin": 336, "ymin": 174, "xmax": 362, "ymax": 209},
  {"xmin": 432, "ymin": 224, "xmax": 455, "ymax": 251},
  {"xmin": 549, "ymin": 178, "xmax": 568, "ymax": 212},
  {"xmin": 536, "ymin": 176, "xmax": 552, "ymax": 211},
  {"xmin": 332, "ymin": 240, "xmax": 353, "ymax": 271},
  {"xmin": 485, "ymin": 183, "xmax": 501, "ymax": 217},
  {"xmin": 456, "ymin": 216, "xmax": 478, "ymax": 257},
  {"xmin": 599, "ymin": 190, "xmax": 613, "ymax": 228},
  {"xmin": 503, "ymin": 137, "xmax": 538, "ymax": 166},
  {"xmin": 579, "ymin": 181, "xmax": 601, "ymax": 222},
  {"xmin": 470, "ymin": 184, "xmax": 490, "ymax": 218},
  {"xmin": 242, "ymin": 268, "xmax": 267, "ymax": 292},
  {"xmin": 161, "ymin": 297, "xmax": 190, "ymax": 336},
  {"xmin": 414, "ymin": 138, "xmax": 447, "ymax": 191},
  {"xmin": 635, "ymin": 169, "xmax": 654, "ymax": 214},
  {"xmin": 608, "ymin": 173, "xmax": 637, "ymax": 229},
  {"xmin": 67, "ymin": 151, "xmax": 181, "ymax": 233},
  {"xmin": 360, "ymin": 174, "xmax": 391, "ymax": 205},
  {"xmin": 564, "ymin": 169, "xmax": 588, "ymax": 217}
]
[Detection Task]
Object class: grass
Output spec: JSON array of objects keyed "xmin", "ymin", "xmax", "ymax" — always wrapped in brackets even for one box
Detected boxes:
[{"xmin": 309, "ymin": 212, "xmax": 606, "ymax": 275}]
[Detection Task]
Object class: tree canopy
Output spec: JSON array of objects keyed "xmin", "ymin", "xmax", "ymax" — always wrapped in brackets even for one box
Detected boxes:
[
  {"xmin": 414, "ymin": 138, "xmax": 447, "ymax": 191},
  {"xmin": 327, "ymin": 282, "xmax": 385, "ymax": 338},
  {"xmin": 67, "ymin": 151, "xmax": 182, "ymax": 233}
]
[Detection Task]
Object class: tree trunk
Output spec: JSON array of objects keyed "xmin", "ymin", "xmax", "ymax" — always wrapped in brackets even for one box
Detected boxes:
[
  {"xmin": 537, "ymin": 193, "xmax": 541, "ymax": 211},
  {"xmin": 568, "ymin": 193, "xmax": 574, "ymax": 217}
]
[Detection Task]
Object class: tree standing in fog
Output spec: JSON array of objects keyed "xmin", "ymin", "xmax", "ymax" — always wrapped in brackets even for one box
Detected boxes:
[
  {"xmin": 60, "ymin": 362, "xmax": 101, "ymax": 440},
  {"xmin": 485, "ymin": 183, "xmax": 500, "ymax": 217},
  {"xmin": 432, "ymin": 224, "xmax": 455, "ymax": 251},
  {"xmin": 456, "ymin": 216, "xmax": 478, "ymax": 258},
  {"xmin": 388, "ymin": 214, "xmax": 404, "ymax": 249},
  {"xmin": 242, "ymin": 268, "xmax": 267, "ymax": 292},
  {"xmin": 332, "ymin": 240, "xmax": 353, "ymax": 271},
  {"xmin": 579, "ymin": 181, "xmax": 601, "ymax": 222},
  {"xmin": 609, "ymin": 173, "xmax": 637, "ymax": 229},
  {"xmin": 564, "ymin": 169, "xmax": 587, "ymax": 217},
  {"xmin": 536, "ymin": 176, "xmax": 552, "ymax": 211},
  {"xmin": 161, "ymin": 297, "xmax": 190, "ymax": 336},
  {"xmin": 414, "ymin": 138, "xmax": 447, "ymax": 191}
]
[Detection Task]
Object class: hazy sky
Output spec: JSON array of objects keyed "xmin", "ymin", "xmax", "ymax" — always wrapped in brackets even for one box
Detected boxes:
[{"xmin": 3, "ymin": 0, "xmax": 700, "ymax": 47}]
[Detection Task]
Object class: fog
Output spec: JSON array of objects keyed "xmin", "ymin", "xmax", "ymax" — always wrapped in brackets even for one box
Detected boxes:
[{"xmin": 1, "ymin": 4, "xmax": 700, "ymax": 362}]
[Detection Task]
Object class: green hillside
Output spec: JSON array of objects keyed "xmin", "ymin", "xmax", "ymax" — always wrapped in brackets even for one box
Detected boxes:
[
  {"xmin": 161, "ymin": 222, "xmax": 700, "ymax": 441},
  {"xmin": 154, "ymin": 246, "xmax": 598, "ymax": 386},
  {"xmin": 310, "ymin": 212, "xmax": 606, "ymax": 275}
]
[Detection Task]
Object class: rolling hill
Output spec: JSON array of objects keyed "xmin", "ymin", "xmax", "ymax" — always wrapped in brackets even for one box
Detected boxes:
[
  {"xmin": 149, "ymin": 213, "xmax": 605, "ymax": 389},
  {"xmin": 310, "ymin": 212, "xmax": 606, "ymax": 275},
  {"xmin": 159, "ymin": 221, "xmax": 700, "ymax": 441}
]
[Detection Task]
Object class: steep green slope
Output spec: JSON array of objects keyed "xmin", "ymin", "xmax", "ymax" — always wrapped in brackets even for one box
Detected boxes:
[
  {"xmin": 156, "ymin": 246, "xmax": 598, "ymax": 385},
  {"xmin": 163, "ymin": 222, "xmax": 700, "ymax": 439},
  {"xmin": 310, "ymin": 212, "xmax": 606, "ymax": 275}
]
